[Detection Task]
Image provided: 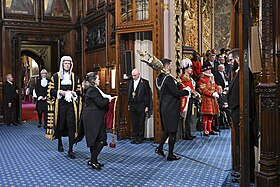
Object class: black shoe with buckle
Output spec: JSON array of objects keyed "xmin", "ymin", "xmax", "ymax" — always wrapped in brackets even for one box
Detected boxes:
[
  {"xmin": 88, "ymin": 160, "xmax": 104, "ymax": 167},
  {"xmin": 209, "ymin": 131, "xmax": 218, "ymax": 135},
  {"xmin": 155, "ymin": 147, "xmax": 166, "ymax": 157},
  {"xmin": 91, "ymin": 163, "xmax": 102, "ymax": 170},
  {"xmin": 167, "ymin": 155, "xmax": 181, "ymax": 161}
]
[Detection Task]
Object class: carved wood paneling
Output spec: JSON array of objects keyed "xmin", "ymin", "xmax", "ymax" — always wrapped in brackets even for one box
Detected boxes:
[
  {"xmin": 256, "ymin": 0, "xmax": 280, "ymax": 185},
  {"xmin": 86, "ymin": 21, "xmax": 106, "ymax": 50}
]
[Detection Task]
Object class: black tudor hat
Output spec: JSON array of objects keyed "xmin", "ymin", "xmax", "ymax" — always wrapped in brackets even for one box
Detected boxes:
[{"xmin": 201, "ymin": 61, "xmax": 213, "ymax": 72}]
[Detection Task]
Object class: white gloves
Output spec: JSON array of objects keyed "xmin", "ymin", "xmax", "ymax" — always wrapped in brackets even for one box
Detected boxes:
[
  {"xmin": 38, "ymin": 96, "xmax": 43, "ymax": 101},
  {"xmin": 212, "ymin": 92, "xmax": 219, "ymax": 98},
  {"xmin": 105, "ymin": 94, "xmax": 113, "ymax": 102},
  {"xmin": 64, "ymin": 91, "xmax": 73, "ymax": 102}
]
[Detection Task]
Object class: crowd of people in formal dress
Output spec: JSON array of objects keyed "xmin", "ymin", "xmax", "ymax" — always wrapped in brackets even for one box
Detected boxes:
[{"xmin": 2, "ymin": 50, "xmax": 257, "ymax": 182}]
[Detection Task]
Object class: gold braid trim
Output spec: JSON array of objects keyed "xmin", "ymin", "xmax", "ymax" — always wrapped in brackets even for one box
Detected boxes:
[
  {"xmin": 72, "ymin": 73, "xmax": 79, "ymax": 139},
  {"xmin": 46, "ymin": 76, "xmax": 56, "ymax": 140}
]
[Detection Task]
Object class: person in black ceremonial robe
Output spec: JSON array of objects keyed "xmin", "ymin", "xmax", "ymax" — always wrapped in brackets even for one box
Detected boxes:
[
  {"xmin": 155, "ymin": 58, "xmax": 190, "ymax": 161},
  {"xmin": 82, "ymin": 72, "xmax": 113, "ymax": 170},
  {"xmin": 3, "ymin": 74, "xmax": 18, "ymax": 126},
  {"xmin": 128, "ymin": 68, "xmax": 151, "ymax": 144},
  {"xmin": 46, "ymin": 56, "xmax": 82, "ymax": 159},
  {"xmin": 35, "ymin": 69, "xmax": 50, "ymax": 128}
]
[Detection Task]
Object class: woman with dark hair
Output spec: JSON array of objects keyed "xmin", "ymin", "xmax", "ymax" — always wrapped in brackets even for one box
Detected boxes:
[{"xmin": 82, "ymin": 72, "xmax": 112, "ymax": 170}]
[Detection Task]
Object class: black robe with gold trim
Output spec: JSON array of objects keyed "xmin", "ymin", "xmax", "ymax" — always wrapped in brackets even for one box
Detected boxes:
[{"xmin": 46, "ymin": 72, "xmax": 82, "ymax": 140}]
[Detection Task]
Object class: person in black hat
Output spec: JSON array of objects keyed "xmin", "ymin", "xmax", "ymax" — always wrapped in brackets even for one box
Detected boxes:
[
  {"xmin": 197, "ymin": 61, "xmax": 221, "ymax": 136},
  {"xmin": 155, "ymin": 58, "xmax": 190, "ymax": 161}
]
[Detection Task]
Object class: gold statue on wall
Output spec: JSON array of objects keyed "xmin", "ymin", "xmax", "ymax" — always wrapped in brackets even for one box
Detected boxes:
[{"xmin": 182, "ymin": 0, "xmax": 198, "ymax": 51}]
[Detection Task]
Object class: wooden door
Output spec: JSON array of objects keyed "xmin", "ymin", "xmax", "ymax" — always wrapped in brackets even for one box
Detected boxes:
[{"xmin": 12, "ymin": 35, "xmax": 22, "ymax": 124}]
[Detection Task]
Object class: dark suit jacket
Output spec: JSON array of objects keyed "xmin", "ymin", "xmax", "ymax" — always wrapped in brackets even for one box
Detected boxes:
[
  {"xmin": 128, "ymin": 77, "xmax": 151, "ymax": 109},
  {"xmin": 3, "ymin": 81, "xmax": 18, "ymax": 105},
  {"xmin": 227, "ymin": 70, "xmax": 258, "ymax": 146},
  {"xmin": 215, "ymin": 71, "xmax": 229, "ymax": 89}
]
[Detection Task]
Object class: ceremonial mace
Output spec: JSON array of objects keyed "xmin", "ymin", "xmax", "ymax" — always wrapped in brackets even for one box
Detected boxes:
[{"xmin": 137, "ymin": 50, "xmax": 200, "ymax": 98}]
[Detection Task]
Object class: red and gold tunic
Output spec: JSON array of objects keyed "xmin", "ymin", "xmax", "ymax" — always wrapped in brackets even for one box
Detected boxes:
[
  {"xmin": 198, "ymin": 73, "xmax": 220, "ymax": 115},
  {"xmin": 179, "ymin": 74, "xmax": 195, "ymax": 118}
]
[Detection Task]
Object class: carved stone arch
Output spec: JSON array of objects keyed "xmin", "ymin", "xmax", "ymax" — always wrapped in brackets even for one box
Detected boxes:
[{"xmin": 21, "ymin": 50, "xmax": 45, "ymax": 70}]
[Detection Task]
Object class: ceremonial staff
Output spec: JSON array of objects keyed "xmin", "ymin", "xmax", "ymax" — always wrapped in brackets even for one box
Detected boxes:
[{"xmin": 137, "ymin": 50, "xmax": 200, "ymax": 98}]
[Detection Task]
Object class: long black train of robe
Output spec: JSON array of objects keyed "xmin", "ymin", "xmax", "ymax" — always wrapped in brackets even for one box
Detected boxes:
[
  {"xmin": 156, "ymin": 74, "xmax": 189, "ymax": 133},
  {"xmin": 35, "ymin": 78, "xmax": 50, "ymax": 111},
  {"xmin": 82, "ymin": 86, "xmax": 109, "ymax": 147},
  {"xmin": 46, "ymin": 72, "xmax": 81, "ymax": 140}
]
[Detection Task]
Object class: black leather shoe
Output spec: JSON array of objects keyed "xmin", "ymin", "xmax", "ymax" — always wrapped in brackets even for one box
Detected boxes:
[
  {"xmin": 155, "ymin": 147, "xmax": 166, "ymax": 157},
  {"xmin": 203, "ymin": 133, "xmax": 209, "ymax": 137},
  {"xmin": 209, "ymin": 131, "xmax": 218, "ymax": 135},
  {"xmin": 184, "ymin": 137, "xmax": 193, "ymax": 140},
  {"xmin": 131, "ymin": 140, "xmax": 137, "ymax": 144},
  {"xmin": 38, "ymin": 124, "xmax": 41, "ymax": 128},
  {"xmin": 68, "ymin": 152, "xmax": 76, "ymax": 159},
  {"xmin": 58, "ymin": 146, "xmax": 64, "ymax": 152},
  {"xmin": 91, "ymin": 163, "xmax": 101, "ymax": 170},
  {"xmin": 88, "ymin": 160, "xmax": 104, "ymax": 167},
  {"xmin": 167, "ymin": 155, "xmax": 181, "ymax": 161},
  {"xmin": 190, "ymin": 135, "xmax": 196, "ymax": 138}
]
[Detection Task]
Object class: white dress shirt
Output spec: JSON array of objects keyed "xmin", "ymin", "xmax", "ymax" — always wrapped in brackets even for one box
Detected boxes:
[{"xmin": 133, "ymin": 77, "xmax": 140, "ymax": 91}]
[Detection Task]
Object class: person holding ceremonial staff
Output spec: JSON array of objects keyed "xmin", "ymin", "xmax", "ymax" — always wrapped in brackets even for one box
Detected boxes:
[{"xmin": 155, "ymin": 58, "xmax": 190, "ymax": 161}]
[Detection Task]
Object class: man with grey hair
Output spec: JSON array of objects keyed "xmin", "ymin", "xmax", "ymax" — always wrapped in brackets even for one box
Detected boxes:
[
  {"xmin": 46, "ymin": 56, "xmax": 82, "ymax": 159},
  {"xmin": 3, "ymin": 74, "xmax": 18, "ymax": 126}
]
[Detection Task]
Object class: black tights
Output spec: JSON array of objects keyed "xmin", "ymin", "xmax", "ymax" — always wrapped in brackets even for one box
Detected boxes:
[
  {"xmin": 90, "ymin": 141, "xmax": 104, "ymax": 164},
  {"xmin": 37, "ymin": 110, "xmax": 47, "ymax": 125},
  {"xmin": 57, "ymin": 129, "xmax": 75, "ymax": 153},
  {"xmin": 158, "ymin": 131, "xmax": 176, "ymax": 157}
]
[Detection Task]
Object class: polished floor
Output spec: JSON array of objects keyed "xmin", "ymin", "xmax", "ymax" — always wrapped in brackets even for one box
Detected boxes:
[{"xmin": 0, "ymin": 121, "xmax": 238, "ymax": 186}]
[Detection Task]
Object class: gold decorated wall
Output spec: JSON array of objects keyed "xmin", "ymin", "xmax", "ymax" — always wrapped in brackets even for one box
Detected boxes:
[
  {"xmin": 214, "ymin": 0, "xmax": 231, "ymax": 49},
  {"xmin": 182, "ymin": 0, "xmax": 199, "ymax": 51}
]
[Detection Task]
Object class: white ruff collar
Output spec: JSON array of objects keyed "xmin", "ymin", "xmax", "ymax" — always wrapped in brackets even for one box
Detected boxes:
[
  {"xmin": 41, "ymin": 78, "xmax": 48, "ymax": 87},
  {"xmin": 61, "ymin": 73, "xmax": 72, "ymax": 85}
]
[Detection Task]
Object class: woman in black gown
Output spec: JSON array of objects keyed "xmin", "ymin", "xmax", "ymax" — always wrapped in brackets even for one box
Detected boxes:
[{"xmin": 82, "ymin": 72, "xmax": 112, "ymax": 170}]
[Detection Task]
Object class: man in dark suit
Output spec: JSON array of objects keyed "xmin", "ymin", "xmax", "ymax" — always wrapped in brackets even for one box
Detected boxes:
[
  {"xmin": 155, "ymin": 58, "xmax": 189, "ymax": 161},
  {"xmin": 215, "ymin": 64, "xmax": 229, "ymax": 89},
  {"xmin": 3, "ymin": 74, "xmax": 18, "ymax": 126},
  {"xmin": 128, "ymin": 68, "xmax": 151, "ymax": 144},
  {"xmin": 227, "ymin": 49, "xmax": 258, "ymax": 183}
]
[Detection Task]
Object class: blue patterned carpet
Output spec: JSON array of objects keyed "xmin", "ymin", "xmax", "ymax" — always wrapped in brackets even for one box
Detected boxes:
[{"xmin": 0, "ymin": 121, "xmax": 239, "ymax": 187}]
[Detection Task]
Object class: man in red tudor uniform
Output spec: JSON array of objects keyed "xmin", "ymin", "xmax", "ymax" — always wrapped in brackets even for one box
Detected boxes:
[
  {"xmin": 198, "ymin": 61, "xmax": 221, "ymax": 136},
  {"xmin": 179, "ymin": 58, "xmax": 198, "ymax": 140}
]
